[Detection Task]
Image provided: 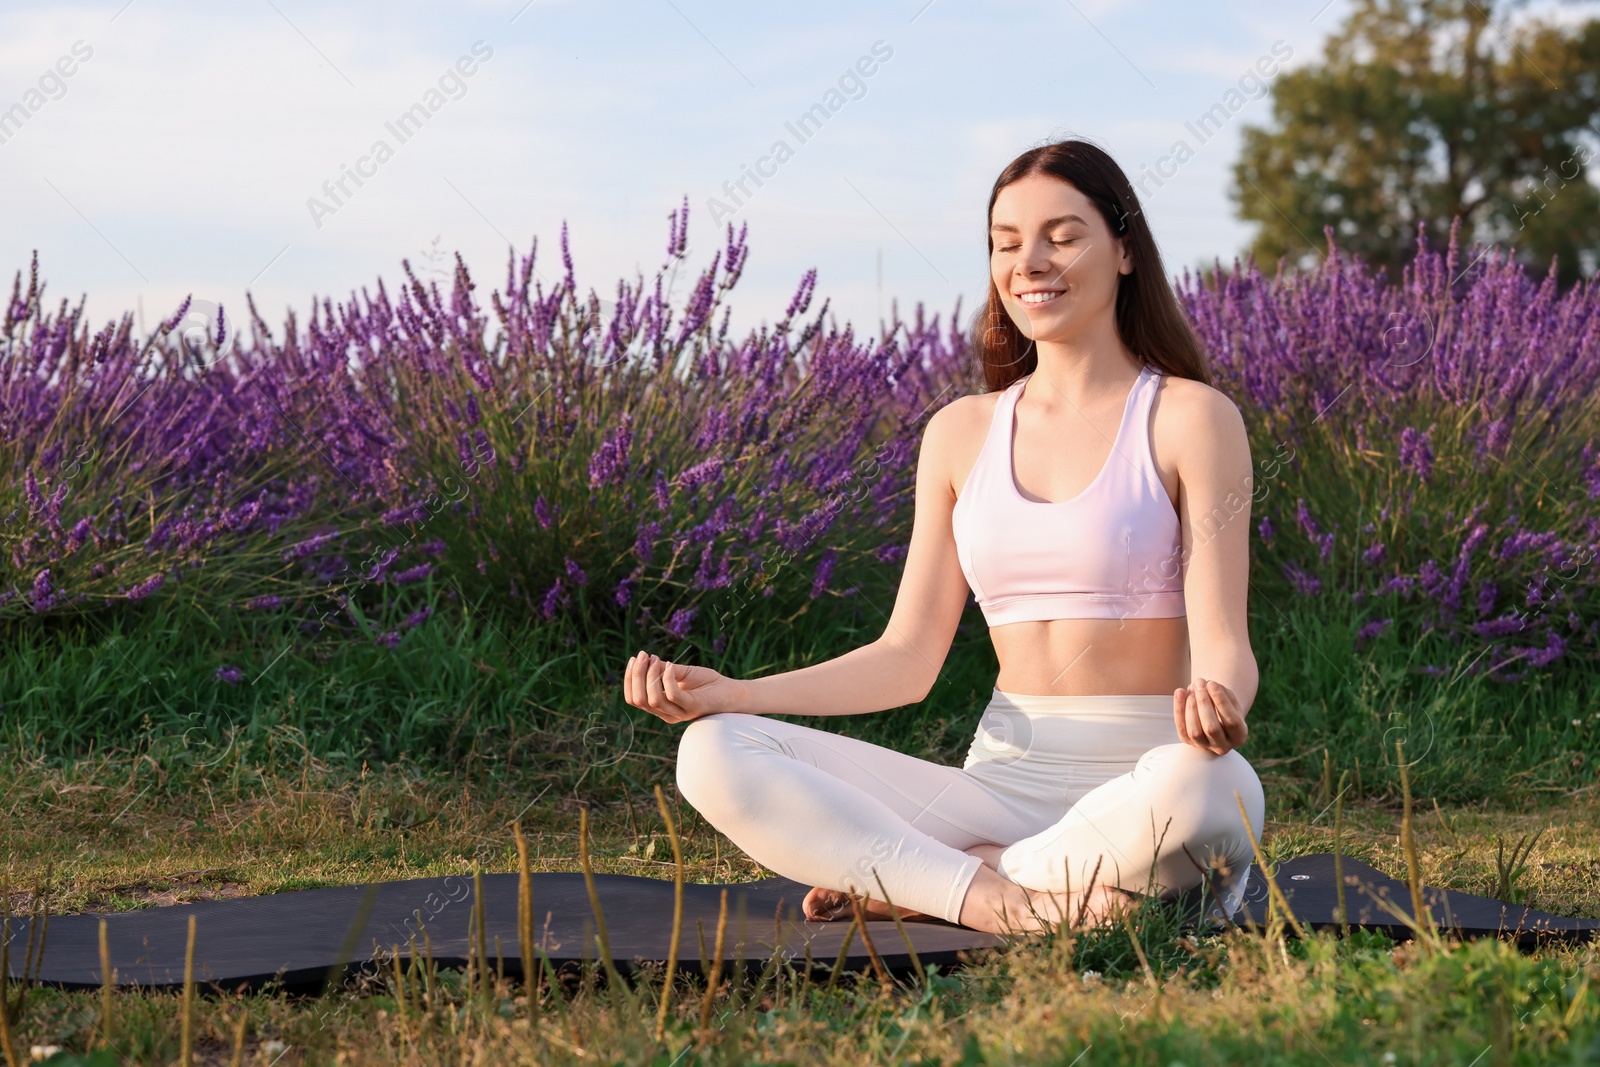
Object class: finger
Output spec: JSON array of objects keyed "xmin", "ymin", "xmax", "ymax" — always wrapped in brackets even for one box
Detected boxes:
[
  {"xmin": 1209, "ymin": 681, "xmax": 1248, "ymax": 748},
  {"xmin": 662, "ymin": 662, "xmax": 693, "ymax": 721},
  {"xmin": 647, "ymin": 656, "xmax": 686, "ymax": 719},
  {"xmin": 636, "ymin": 650, "xmax": 654, "ymax": 709},
  {"xmin": 645, "ymin": 655, "xmax": 665, "ymax": 709},
  {"xmin": 1194, "ymin": 677, "xmax": 1230, "ymax": 753},
  {"xmin": 1173, "ymin": 688, "xmax": 1190, "ymax": 744},
  {"xmin": 624, "ymin": 652, "xmax": 641, "ymax": 707},
  {"xmin": 662, "ymin": 660, "xmax": 685, "ymax": 706},
  {"xmin": 1194, "ymin": 681, "xmax": 1224, "ymax": 750},
  {"xmin": 630, "ymin": 651, "xmax": 649, "ymax": 709},
  {"xmin": 1185, "ymin": 687, "xmax": 1205, "ymax": 750},
  {"xmin": 1209, "ymin": 680, "xmax": 1248, "ymax": 746}
]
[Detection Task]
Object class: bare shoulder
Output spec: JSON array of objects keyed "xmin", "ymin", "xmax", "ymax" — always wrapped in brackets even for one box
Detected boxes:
[
  {"xmin": 1152, "ymin": 373, "xmax": 1245, "ymax": 437},
  {"xmin": 922, "ymin": 391, "xmax": 1000, "ymax": 449},
  {"xmin": 922, "ymin": 390, "xmax": 1001, "ymax": 499}
]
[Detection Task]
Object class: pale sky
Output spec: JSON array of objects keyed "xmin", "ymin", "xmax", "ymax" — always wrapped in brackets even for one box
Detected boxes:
[{"xmin": 0, "ymin": 0, "xmax": 1425, "ymax": 347}]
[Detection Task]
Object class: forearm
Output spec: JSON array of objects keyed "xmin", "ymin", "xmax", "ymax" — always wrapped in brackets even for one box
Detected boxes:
[
  {"xmin": 730, "ymin": 637, "xmax": 935, "ymax": 717},
  {"xmin": 1192, "ymin": 643, "xmax": 1259, "ymax": 718}
]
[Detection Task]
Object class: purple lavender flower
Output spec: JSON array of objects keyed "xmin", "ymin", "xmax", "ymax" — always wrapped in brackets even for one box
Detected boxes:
[
  {"xmin": 614, "ymin": 577, "xmax": 632, "ymax": 607},
  {"xmin": 65, "ymin": 517, "xmax": 94, "ymax": 554},
  {"xmin": 564, "ymin": 557, "xmax": 588, "ymax": 585},
  {"xmin": 1418, "ymin": 560, "xmax": 1446, "ymax": 597},
  {"xmin": 1361, "ymin": 542, "xmax": 1386, "ymax": 566},
  {"xmin": 363, "ymin": 546, "xmax": 402, "ymax": 582},
  {"xmin": 474, "ymin": 429, "xmax": 495, "ymax": 467},
  {"xmin": 1256, "ymin": 515, "xmax": 1274, "ymax": 545},
  {"xmin": 633, "ymin": 521, "xmax": 660, "ymax": 564},
  {"xmin": 30, "ymin": 568, "xmax": 55, "ymax": 613},
  {"xmin": 402, "ymin": 605, "xmax": 433, "ymax": 629},
  {"xmin": 246, "ymin": 595, "xmax": 283, "ymax": 611},
  {"xmin": 540, "ymin": 581, "xmax": 566, "ymax": 619},
  {"xmin": 215, "ymin": 664, "xmax": 244, "ymax": 685},
  {"xmin": 875, "ymin": 543, "xmax": 907, "ymax": 564},
  {"xmin": 665, "ymin": 607, "xmax": 697, "ymax": 639},
  {"xmin": 1379, "ymin": 574, "xmax": 1416, "ymax": 598},
  {"xmin": 393, "ymin": 563, "xmax": 434, "ymax": 586},
  {"xmin": 285, "ymin": 530, "xmax": 340, "ymax": 560},
  {"xmin": 810, "ymin": 549, "xmax": 838, "ymax": 599},
  {"xmin": 588, "ymin": 414, "xmax": 633, "ymax": 488},
  {"xmin": 1515, "ymin": 630, "xmax": 1567, "ymax": 668},
  {"xmin": 1398, "ymin": 426, "xmax": 1434, "ymax": 482},
  {"xmin": 1355, "ymin": 618, "xmax": 1392, "ymax": 645},
  {"xmin": 1474, "ymin": 615, "xmax": 1529, "ymax": 637},
  {"xmin": 375, "ymin": 630, "xmax": 402, "ymax": 649},
  {"xmin": 24, "ymin": 468, "xmax": 43, "ymax": 515},
  {"xmin": 383, "ymin": 503, "xmax": 427, "ymax": 526},
  {"xmin": 534, "ymin": 495, "xmax": 554, "ymax": 529},
  {"xmin": 1295, "ymin": 499, "xmax": 1321, "ymax": 539},
  {"xmin": 1283, "ymin": 561, "xmax": 1321, "ymax": 597},
  {"xmin": 125, "ymin": 572, "xmax": 166, "ymax": 601}
]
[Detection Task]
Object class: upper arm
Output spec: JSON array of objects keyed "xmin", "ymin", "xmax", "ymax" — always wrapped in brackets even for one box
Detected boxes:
[
  {"xmin": 1173, "ymin": 385, "xmax": 1255, "ymax": 658},
  {"xmin": 877, "ymin": 400, "xmax": 974, "ymax": 693}
]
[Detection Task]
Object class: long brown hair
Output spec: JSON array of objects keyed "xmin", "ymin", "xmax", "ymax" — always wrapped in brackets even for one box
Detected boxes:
[{"xmin": 972, "ymin": 138, "xmax": 1212, "ymax": 392}]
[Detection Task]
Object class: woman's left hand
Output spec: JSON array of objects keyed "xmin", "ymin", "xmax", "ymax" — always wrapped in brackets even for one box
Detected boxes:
[{"xmin": 1173, "ymin": 677, "xmax": 1248, "ymax": 755}]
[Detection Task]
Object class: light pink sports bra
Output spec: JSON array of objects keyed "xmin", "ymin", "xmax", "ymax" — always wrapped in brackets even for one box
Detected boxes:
[{"xmin": 952, "ymin": 364, "xmax": 1186, "ymax": 626}]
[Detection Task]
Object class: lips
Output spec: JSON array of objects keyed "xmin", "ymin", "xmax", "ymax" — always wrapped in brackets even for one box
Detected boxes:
[{"xmin": 1015, "ymin": 290, "xmax": 1064, "ymax": 307}]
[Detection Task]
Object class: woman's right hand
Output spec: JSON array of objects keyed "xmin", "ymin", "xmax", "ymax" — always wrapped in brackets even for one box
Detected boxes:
[{"xmin": 623, "ymin": 651, "xmax": 743, "ymax": 724}]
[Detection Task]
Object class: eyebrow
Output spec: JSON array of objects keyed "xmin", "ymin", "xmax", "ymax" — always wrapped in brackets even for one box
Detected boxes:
[{"xmin": 989, "ymin": 214, "xmax": 1090, "ymax": 234}]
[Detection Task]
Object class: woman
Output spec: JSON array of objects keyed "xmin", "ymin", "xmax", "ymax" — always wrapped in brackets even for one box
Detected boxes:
[{"xmin": 622, "ymin": 138, "xmax": 1265, "ymax": 936}]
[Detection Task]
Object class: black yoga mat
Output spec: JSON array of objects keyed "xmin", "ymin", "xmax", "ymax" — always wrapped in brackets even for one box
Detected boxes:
[{"xmin": 6, "ymin": 853, "xmax": 1595, "ymax": 991}]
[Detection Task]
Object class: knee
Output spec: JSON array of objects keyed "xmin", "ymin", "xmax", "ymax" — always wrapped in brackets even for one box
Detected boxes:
[
  {"xmin": 1139, "ymin": 743, "xmax": 1265, "ymax": 841},
  {"xmin": 674, "ymin": 713, "xmax": 744, "ymax": 812}
]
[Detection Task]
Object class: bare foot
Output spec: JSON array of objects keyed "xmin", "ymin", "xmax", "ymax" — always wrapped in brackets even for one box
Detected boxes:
[
  {"xmin": 958, "ymin": 864, "xmax": 1143, "ymax": 935},
  {"xmin": 801, "ymin": 885, "xmax": 934, "ymax": 923},
  {"xmin": 1012, "ymin": 881, "xmax": 1141, "ymax": 933}
]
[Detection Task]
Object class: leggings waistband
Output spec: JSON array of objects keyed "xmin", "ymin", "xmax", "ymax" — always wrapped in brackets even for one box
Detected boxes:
[{"xmin": 989, "ymin": 687, "xmax": 1174, "ymax": 714}]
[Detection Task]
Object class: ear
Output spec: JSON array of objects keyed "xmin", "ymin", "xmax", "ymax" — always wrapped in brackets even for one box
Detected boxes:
[{"xmin": 1118, "ymin": 235, "xmax": 1135, "ymax": 275}]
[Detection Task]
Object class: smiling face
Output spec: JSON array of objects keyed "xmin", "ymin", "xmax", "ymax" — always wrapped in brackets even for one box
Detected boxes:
[{"xmin": 988, "ymin": 172, "xmax": 1133, "ymax": 345}]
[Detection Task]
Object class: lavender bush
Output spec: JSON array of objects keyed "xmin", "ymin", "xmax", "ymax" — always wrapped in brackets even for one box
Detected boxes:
[
  {"xmin": 1, "ymin": 201, "xmax": 972, "ymax": 652},
  {"xmin": 1184, "ymin": 219, "xmax": 1600, "ymax": 683},
  {"xmin": 3, "ymin": 207, "xmax": 1596, "ymax": 689}
]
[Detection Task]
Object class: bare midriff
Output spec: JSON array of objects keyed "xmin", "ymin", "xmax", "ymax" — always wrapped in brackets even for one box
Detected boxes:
[{"xmin": 989, "ymin": 616, "xmax": 1190, "ymax": 697}]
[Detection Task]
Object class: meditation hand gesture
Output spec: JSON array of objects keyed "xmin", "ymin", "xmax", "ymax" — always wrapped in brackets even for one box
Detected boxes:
[
  {"xmin": 623, "ymin": 651, "xmax": 741, "ymax": 724},
  {"xmin": 1173, "ymin": 677, "xmax": 1248, "ymax": 756}
]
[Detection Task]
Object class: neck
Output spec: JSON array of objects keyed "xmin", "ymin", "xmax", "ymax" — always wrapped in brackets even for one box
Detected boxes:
[{"xmin": 1025, "ymin": 324, "xmax": 1143, "ymax": 410}]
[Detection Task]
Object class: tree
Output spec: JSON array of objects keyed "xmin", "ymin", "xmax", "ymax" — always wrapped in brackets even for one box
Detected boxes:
[{"xmin": 1232, "ymin": 0, "xmax": 1600, "ymax": 287}]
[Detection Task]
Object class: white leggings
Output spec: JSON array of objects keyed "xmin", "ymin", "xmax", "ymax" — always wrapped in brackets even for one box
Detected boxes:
[{"xmin": 674, "ymin": 688, "xmax": 1266, "ymax": 926}]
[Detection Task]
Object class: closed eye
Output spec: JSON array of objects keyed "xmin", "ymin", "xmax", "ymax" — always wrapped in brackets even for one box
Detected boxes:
[{"xmin": 993, "ymin": 237, "xmax": 1077, "ymax": 253}]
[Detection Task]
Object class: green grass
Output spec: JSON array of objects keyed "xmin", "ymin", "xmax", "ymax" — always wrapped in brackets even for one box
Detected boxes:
[
  {"xmin": 3, "ymin": 588, "xmax": 1599, "ymax": 1063},
  {"xmin": 2, "ymin": 740, "xmax": 1598, "ymax": 1065},
  {"xmin": 2, "ymin": 585, "xmax": 1593, "ymax": 806}
]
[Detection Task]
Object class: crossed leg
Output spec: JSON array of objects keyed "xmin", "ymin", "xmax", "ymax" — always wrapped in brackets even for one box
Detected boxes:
[
  {"xmin": 674, "ymin": 712, "xmax": 1266, "ymax": 930},
  {"xmin": 674, "ymin": 712, "xmax": 1054, "ymax": 926}
]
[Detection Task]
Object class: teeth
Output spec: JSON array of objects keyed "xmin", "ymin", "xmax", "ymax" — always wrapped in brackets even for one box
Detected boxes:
[{"xmin": 1019, "ymin": 291, "xmax": 1062, "ymax": 304}]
